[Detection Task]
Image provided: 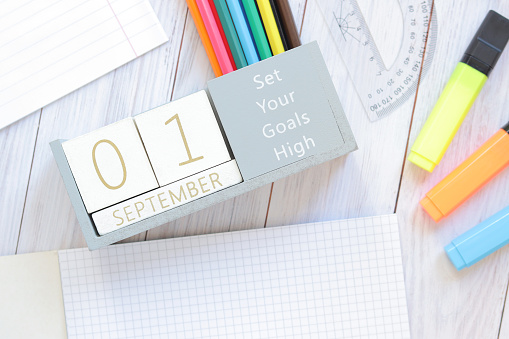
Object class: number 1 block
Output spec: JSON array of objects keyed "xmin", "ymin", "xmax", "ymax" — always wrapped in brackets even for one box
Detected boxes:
[
  {"xmin": 62, "ymin": 118, "xmax": 159, "ymax": 213},
  {"xmin": 134, "ymin": 90, "xmax": 231, "ymax": 187}
]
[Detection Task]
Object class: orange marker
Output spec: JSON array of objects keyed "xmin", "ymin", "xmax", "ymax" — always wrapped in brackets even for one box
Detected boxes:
[
  {"xmin": 186, "ymin": 0, "xmax": 223, "ymax": 77},
  {"xmin": 421, "ymin": 121, "xmax": 509, "ymax": 222}
]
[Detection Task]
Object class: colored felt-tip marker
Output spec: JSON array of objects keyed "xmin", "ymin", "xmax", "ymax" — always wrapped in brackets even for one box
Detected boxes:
[
  {"xmin": 421, "ymin": 121, "xmax": 509, "ymax": 222},
  {"xmin": 196, "ymin": 0, "xmax": 236, "ymax": 74},
  {"xmin": 209, "ymin": 0, "xmax": 237, "ymax": 69},
  {"xmin": 408, "ymin": 10, "xmax": 509, "ymax": 172},
  {"xmin": 273, "ymin": 0, "xmax": 301, "ymax": 49},
  {"xmin": 186, "ymin": 0, "xmax": 223, "ymax": 77},
  {"xmin": 268, "ymin": 0, "xmax": 288, "ymax": 51},
  {"xmin": 226, "ymin": 0, "xmax": 260, "ymax": 65},
  {"xmin": 213, "ymin": 0, "xmax": 248, "ymax": 68},
  {"xmin": 242, "ymin": 0, "xmax": 272, "ymax": 60},
  {"xmin": 445, "ymin": 204, "xmax": 509, "ymax": 270},
  {"xmin": 257, "ymin": 0, "xmax": 286, "ymax": 55}
]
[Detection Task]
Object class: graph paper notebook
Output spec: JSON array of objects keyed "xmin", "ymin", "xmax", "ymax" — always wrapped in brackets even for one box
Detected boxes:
[
  {"xmin": 0, "ymin": 215, "xmax": 410, "ymax": 338},
  {"xmin": 0, "ymin": 0, "xmax": 168, "ymax": 129}
]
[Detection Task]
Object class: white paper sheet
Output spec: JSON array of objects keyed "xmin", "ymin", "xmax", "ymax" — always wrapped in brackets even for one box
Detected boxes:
[
  {"xmin": 0, "ymin": 0, "xmax": 168, "ymax": 129},
  {"xmin": 0, "ymin": 251, "xmax": 67, "ymax": 339},
  {"xmin": 59, "ymin": 215, "xmax": 410, "ymax": 338}
]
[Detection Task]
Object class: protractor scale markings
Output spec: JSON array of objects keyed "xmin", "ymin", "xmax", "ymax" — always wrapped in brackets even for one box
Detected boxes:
[{"xmin": 317, "ymin": 0, "xmax": 437, "ymax": 121}]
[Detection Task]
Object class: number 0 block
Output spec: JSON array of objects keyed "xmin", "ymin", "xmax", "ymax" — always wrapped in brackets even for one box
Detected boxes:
[
  {"xmin": 134, "ymin": 90, "xmax": 231, "ymax": 187},
  {"xmin": 62, "ymin": 118, "xmax": 159, "ymax": 213}
]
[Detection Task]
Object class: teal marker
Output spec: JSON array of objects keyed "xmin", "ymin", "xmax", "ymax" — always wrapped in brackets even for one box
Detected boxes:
[
  {"xmin": 213, "ymin": 0, "xmax": 248, "ymax": 68},
  {"xmin": 446, "ymin": 205, "xmax": 509, "ymax": 270}
]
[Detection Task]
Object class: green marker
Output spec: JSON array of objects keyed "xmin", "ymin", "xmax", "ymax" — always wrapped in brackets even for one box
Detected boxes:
[
  {"xmin": 213, "ymin": 0, "xmax": 248, "ymax": 69},
  {"xmin": 408, "ymin": 10, "xmax": 509, "ymax": 172},
  {"xmin": 241, "ymin": 0, "xmax": 272, "ymax": 60}
]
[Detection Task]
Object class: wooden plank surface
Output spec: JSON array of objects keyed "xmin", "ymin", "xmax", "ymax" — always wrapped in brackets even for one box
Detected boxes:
[
  {"xmin": 2, "ymin": 0, "xmax": 509, "ymax": 337},
  {"xmin": 0, "ymin": 111, "xmax": 40, "ymax": 255}
]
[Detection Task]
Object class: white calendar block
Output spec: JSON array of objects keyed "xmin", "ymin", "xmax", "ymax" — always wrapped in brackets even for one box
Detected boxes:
[
  {"xmin": 134, "ymin": 90, "xmax": 231, "ymax": 186},
  {"xmin": 63, "ymin": 118, "xmax": 158, "ymax": 213},
  {"xmin": 92, "ymin": 160, "xmax": 243, "ymax": 235}
]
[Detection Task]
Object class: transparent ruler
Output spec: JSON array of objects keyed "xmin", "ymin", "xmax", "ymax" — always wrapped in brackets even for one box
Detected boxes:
[{"xmin": 316, "ymin": 0, "xmax": 437, "ymax": 121}]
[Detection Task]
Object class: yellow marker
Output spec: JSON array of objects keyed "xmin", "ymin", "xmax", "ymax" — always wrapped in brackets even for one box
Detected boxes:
[
  {"xmin": 256, "ymin": 0, "xmax": 285, "ymax": 55},
  {"xmin": 408, "ymin": 11, "xmax": 509, "ymax": 172}
]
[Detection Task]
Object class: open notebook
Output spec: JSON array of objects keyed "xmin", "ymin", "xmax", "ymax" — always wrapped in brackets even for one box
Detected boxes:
[
  {"xmin": 0, "ymin": 0, "xmax": 168, "ymax": 129},
  {"xmin": 0, "ymin": 215, "xmax": 410, "ymax": 338}
]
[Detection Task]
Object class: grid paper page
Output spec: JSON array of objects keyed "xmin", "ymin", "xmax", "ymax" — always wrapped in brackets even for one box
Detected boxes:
[
  {"xmin": 59, "ymin": 215, "xmax": 410, "ymax": 339},
  {"xmin": 0, "ymin": 0, "xmax": 168, "ymax": 129}
]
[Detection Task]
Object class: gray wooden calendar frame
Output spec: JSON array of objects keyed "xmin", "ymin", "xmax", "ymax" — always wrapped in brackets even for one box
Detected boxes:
[{"xmin": 51, "ymin": 42, "xmax": 357, "ymax": 250}]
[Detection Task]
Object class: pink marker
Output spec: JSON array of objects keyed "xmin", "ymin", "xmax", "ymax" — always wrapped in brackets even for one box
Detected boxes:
[{"xmin": 195, "ymin": 0, "xmax": 235, "ymax": 74}]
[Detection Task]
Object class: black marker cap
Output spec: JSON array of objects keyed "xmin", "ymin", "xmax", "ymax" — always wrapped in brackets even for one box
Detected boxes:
[
  {"xmin": 461, "ymin": 10, "xmax": 509, "ymax": 76},
  {"xmin": 503, "ymin": 120, "xmax": 509, "ymax": 134}
]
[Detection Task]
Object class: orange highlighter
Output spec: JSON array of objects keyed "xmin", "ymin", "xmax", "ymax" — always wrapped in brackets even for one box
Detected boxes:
[{"xmin": 421, "ymin": 121, "xmax": 509, "ymax": 222}]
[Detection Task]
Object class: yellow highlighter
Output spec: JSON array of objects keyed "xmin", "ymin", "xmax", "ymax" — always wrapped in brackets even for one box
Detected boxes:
[
  {"xmin": 408, "ymin": 10, "xmax": 509, "ymax": 172},
  {"xmin": 257, "ymin": 0, "xmax": 285, "ymax": 55}
]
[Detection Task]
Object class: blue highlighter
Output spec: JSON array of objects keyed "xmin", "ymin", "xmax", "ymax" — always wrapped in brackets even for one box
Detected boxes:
[{"xmin": 446, "ymin": 205, "xmax": 509, "ymax": 270}]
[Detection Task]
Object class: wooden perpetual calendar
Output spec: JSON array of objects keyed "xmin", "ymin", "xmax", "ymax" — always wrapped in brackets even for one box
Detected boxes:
[{"xmin": 51, "ymin": 42, "xmax": 357, "ymax": 249}]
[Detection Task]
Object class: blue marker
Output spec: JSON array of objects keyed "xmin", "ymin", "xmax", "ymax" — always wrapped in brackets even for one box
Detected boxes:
[
  {"xmin": 225, "ymin": 0, "xmax": 260, "ymax": 64},
  {"xmin": 445, "ymin": 205, "xmax": 509, "ymax": 270}
]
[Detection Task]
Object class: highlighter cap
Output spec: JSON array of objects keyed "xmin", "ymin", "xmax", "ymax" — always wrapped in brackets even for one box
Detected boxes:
[
  {"xmin": 445, "ymin": 244, "xmax": 467, "ymax": 270},
  {"xmin": 503, "ymin": 121, "xmax": 509, "ymax": 133},
  {"xmin": 461, "ymin": 10, "xmax": 509, "ymax": 76},
  {"xmin": 420, "ymin": 196, "xmax": 444, "ymax": 222}
]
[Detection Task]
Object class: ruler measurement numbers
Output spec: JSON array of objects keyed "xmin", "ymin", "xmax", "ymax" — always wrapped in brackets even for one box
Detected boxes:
[{"xmin": 317, "ymin": 0, "xmax": 437, "ymax": 121}]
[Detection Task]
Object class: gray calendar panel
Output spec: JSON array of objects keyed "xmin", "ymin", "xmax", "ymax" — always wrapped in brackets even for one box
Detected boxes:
[{"xmin": 208, "ymin": 42, "xmax": 347, "ymax": 180}]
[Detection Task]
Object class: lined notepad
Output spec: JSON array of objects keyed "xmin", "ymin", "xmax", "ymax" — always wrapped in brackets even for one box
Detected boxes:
[
  {"xmin": 59, "ymin": 215, "xmax": 410, "ymax": 338},
  {"xmin": 0, "ymin": 0, "xmax": 168, "ymax": 129}
]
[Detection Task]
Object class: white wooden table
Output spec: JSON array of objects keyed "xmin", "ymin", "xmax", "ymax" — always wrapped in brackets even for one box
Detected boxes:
[{"xmin": 1, "ymin": 0, "xmax": 509, "ymax": 338}]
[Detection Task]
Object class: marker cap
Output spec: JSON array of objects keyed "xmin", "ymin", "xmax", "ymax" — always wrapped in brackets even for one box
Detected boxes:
[
  {"xmin": 408, "ymin": 151, "xmax": 436, "ymax": 172},
  {"xmin": 420, "ymin": 196, "xmax": 444, "ymax": 222},
  {"xmin": 444, "ymin": 205, "xmax": 509, "ymax": 270},
  {"xmin": 420, "ymin": 125, "xmax": 509, "ymax": 222},
  {"xmin": 445, "ymin": 244, "xmax": 467, "ymax": 270},
  {"xmin": 461, "ymin": 10, "xmax": 509, "ymax": 76},
  {"xmin": 503, "ymin": 121, "xmax": 509, "ymax": 133}
]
